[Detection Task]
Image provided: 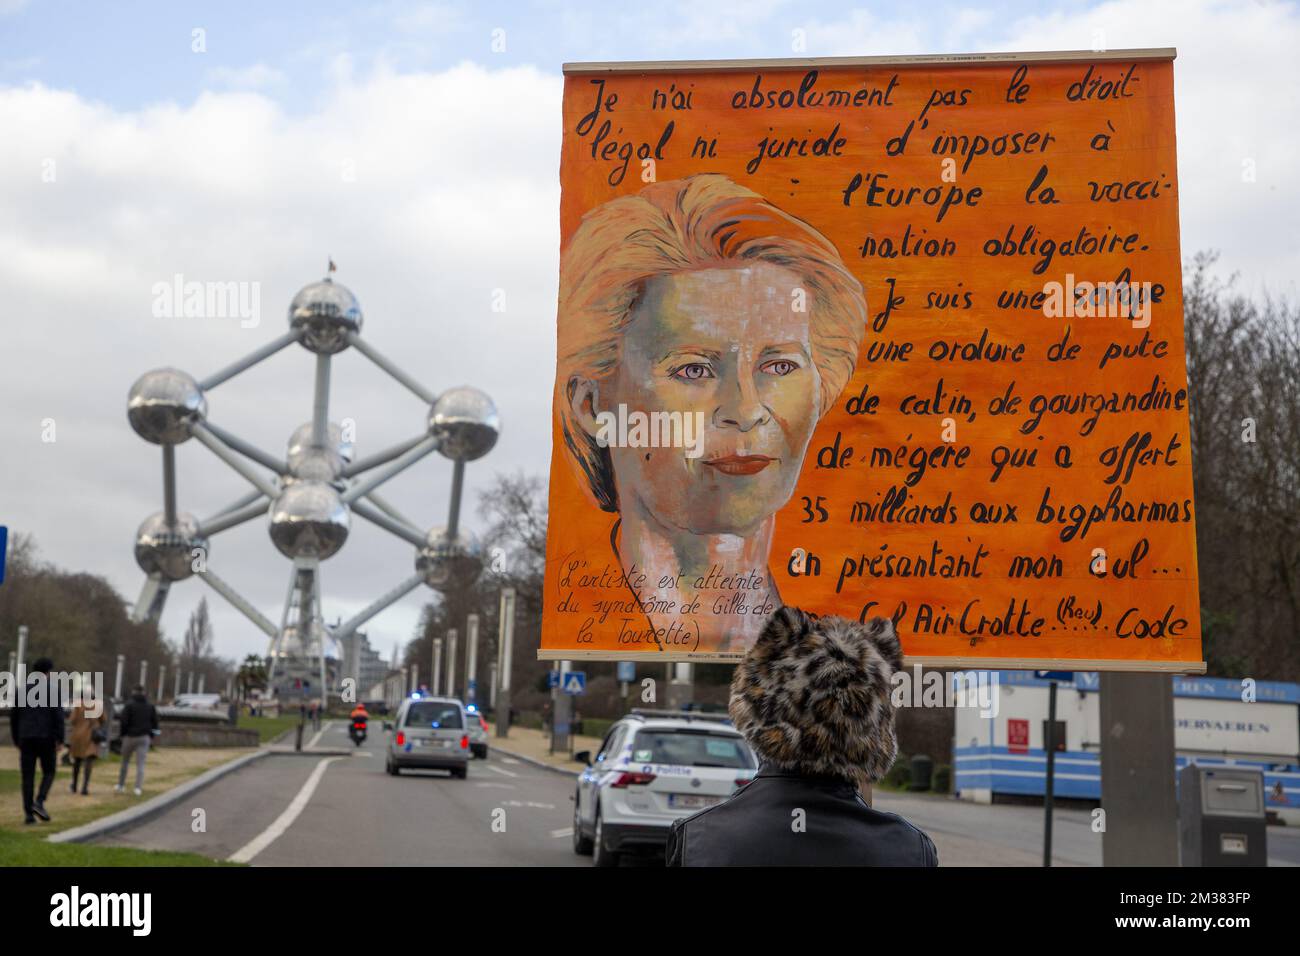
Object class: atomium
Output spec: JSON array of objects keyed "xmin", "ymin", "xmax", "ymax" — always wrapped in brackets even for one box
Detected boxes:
[
  {"xmin": 429, "ymin": 386, "xmax": 500, "ymax": 462},
  {"xmin": 286, "ymin": 421, "xmax": 353, "ymax": 483},
  {"xmin": 134, "ymin": 512, "xmax": 207, "ymax": 581},
  {"xmin": 416, "ymin": 528, "xmax": 482, "ymax": 592},
  {"xmin": 127, "ymin": 269, "xmax": 500, "ymax": 705},
  {"xmin": 268, "ymin": 480, "xmax": 350, "ymax": 560},
  {"xmin": 288, "ymin": 277, "xmax": 363, "ymax": 354},
  {"xmin": 127, "ymin": 369, "xmax": 207, "ymax": 444}
]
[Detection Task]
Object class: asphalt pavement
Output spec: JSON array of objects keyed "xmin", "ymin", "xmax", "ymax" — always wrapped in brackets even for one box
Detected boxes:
[
  {"xmin": 95, "ymin": 720, "xmax": 590, "ymax": 866},
  {"xmin": 91, "ymin": 719, "xmax": 1300, "ymax": 867}
]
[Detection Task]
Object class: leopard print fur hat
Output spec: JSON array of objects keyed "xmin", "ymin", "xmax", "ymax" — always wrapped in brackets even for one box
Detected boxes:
[{"xmin": 729, "ymin": 606, "xmax": 902, "ymax": 787}]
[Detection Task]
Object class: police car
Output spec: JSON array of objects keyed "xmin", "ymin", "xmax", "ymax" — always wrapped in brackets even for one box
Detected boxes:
[{"xmin": 572, "ymin": 709, "xmax": 757, "ymax": 866}]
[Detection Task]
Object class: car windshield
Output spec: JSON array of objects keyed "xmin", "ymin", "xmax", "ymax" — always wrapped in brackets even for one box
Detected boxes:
[
  {"xmin": 404, "ymin": 703, "xmax": 463, "ymax": 729},
  {"xmin": 630, "ymin": 729, "xmax": 755, "ymax": 769}
]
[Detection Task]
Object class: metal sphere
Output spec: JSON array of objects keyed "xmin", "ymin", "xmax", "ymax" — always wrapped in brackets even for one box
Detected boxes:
[
  {"xmin": 127, "ymin": 368, "xmax": 207, "ymax": 444},
  {"xmin": 274, "ymin": 624, "xmax": 306, "ymax": 658},
  {"xmin": 286, "ymin": 422, "xmax": 354, "ymax": 482},
  {"xmin": 428, "ymin": 386, "xmax": 500, "ymax": 462},
  {"xmin": 288, "ymin": 277, "xmax": 362, "ymax": 354},
  {"xmin": 274, "ymin": 621, "xmax": 339, "ymax": 660},
  {"xmin": 134, "ymin": 512, "xmax": 208, "ymax": 582},
  {"xmin": 415, "ymin": 528, "xmax": 482, "ymax": 592},
  {"xmin": 268, "ymin": 481, "xmax": 350, "ymax": 560}
]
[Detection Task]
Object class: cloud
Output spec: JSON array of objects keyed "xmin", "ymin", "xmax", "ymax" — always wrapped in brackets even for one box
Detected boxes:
[
  {"xmin": 0, "ymin": 61, "xmax": 562, "ymax": 664},
  {"xmin": 205, "ymin": 64, "xmax": 288, "ymax": 91},
  {"xmin": 807, "ymin": 0, "xmax": 1300, "ymax": 294}
]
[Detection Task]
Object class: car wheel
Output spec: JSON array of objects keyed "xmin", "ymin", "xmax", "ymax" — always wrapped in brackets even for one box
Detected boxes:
[
  {"xmin": 592, "ymin": 810, "xmax": 619, "ymax": 868},
  {"xmin": 454, "ymin": 766, "xmax": 468, "ymax": 779},
  {"xmin": 572, "ymin": 792, "xmax": 594, "ymax": 855},
  {"xmin": 387, "ymin": 758, "xmax": 399, "ymax": 776}
]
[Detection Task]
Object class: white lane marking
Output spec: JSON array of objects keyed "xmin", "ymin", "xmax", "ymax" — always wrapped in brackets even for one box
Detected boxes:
[
  {"xmin": 474, "ymin": 782, "xmax": 516, "ymax": 790},
  {"xmin": 502, "ymin": 800, "xmax": 555, "ymax": 809},
  {"xmin": 487, "ymin": 763, "xmax": 518, "ymax": 778},
  {"xmin": 306, "ymin": 723, "xmax": 328, "ymax": 749},
  {"xmin": 500, "ymin": 757, "xmax": 521, "ymax": 765},
  {"xmin": 228, "ymin": 757, "xmax": 342, "ymax": 864},
  {"xmin": 550, "ymin": 827, "xmax": 574, "ymax": 839},
  {"xmin": 353, "ymin": 752, "xmax": 373, "ymax": 757}
]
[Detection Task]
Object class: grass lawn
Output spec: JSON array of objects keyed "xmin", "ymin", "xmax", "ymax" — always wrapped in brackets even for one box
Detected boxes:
[
  {"xmin": 0, "ymin": 747, "xmax": 253, "ymax": 833},
  {"xmin": 236, "ymin": 713, "xmax": 303, "ymax": 744},
  {"xmin": 0, "ymin": 827, "xmax": 239, "ymax": 866}
]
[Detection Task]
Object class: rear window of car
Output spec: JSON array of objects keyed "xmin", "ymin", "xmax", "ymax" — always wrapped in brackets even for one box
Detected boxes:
[
  {"xmin": 404, "ymin": 702, "xmax": 463, "ymax": 729},
  {"xmin": 630, "ymin": 729, "xmax": 755, "ymax": 769}
]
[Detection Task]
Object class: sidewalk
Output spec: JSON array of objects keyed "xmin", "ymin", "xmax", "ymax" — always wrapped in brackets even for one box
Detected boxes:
[
  {"xmin": 487, "ymin": 723, "xmax": 601, "ymax": 775},
  {"xmin": 0, "ymin": 744, "xmax": 257, "ymax": 835}
]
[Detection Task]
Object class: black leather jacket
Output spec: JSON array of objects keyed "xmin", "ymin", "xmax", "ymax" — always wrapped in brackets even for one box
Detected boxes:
[{"xmin": 666, "ymin": 765, "xmax": 938, "ymax": 866}]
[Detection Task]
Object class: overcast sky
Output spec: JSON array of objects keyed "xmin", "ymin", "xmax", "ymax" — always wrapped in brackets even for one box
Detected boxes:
[{"xmin": 1, "ymin": 0, "xmax": 1296, "ymax": 667}]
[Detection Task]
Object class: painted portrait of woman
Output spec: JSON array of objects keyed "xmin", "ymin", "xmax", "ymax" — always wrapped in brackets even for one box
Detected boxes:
[{"xmin": 556, "ymin": 174, "xmax": 866, "ymax": 653}]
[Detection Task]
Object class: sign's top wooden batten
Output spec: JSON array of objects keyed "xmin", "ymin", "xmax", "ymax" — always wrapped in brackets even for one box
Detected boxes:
[{"xmin": 564, "ymin": 48, "xmax": 1177, "ymax": 75}]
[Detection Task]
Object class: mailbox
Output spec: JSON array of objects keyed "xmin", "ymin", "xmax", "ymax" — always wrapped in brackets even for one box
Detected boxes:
[{"xmin": 1178, "ymin": 765, "xmax": 1267, "ymax": 867}]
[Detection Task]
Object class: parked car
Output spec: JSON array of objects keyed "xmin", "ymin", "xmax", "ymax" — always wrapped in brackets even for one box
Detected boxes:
[
  {"xmin": 465, "ymin": 705, "xmax": 489, "ymax": 759},
  {"xmin": 386, "ymin": 696, "xmax": 471, "ymax": 778},
  {"xmin": 572, "ymin": 709, "xmax": 757, "ymax": 866},
  {"xmin": 172, "ymin": 693, "xmax": 223, "ymax": 711}
]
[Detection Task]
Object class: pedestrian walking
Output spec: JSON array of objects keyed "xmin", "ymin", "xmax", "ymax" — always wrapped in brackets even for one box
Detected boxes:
[
  {"xmin": 9, "ymin": 657, "xmax": 65, "ymax": 825},
  {"xmin": 115, "ymin": 685, "xmax": 159, "ymax": 796},
  {"xmin": 68, "ymin": 687, "xmax": 108, "ymax": 795},
  {"xmin": 667, "ymin": 607, "xmax": 938, "ymax": 866}
]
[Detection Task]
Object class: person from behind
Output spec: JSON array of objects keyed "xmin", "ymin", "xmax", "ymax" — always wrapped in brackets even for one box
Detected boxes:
[
  {"xmin": 68, "ymin": 687, "xmax": 107, "ymax": 796},
  {"xmin": 115, "ymin": 684, "xmax": 159, "ymax": 796},
  {"xmin": 666, "ymin": 606, "xmax": 938, "ymax": 866},
  {"xmin": 9, "ymin": 657, "xmax": 65, "ymax": 824}
]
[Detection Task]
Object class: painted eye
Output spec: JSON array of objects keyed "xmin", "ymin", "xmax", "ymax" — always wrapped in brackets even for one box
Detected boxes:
[
  {"xmin": 761, "ymin": 359, "xmax": 799, "ymax": 376},
  {"xmin": 672, "ymin": 363, "xmax": 714, "ymax": 381}
]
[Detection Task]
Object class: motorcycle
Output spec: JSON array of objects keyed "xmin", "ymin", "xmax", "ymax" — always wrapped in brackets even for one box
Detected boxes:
[{"xmin": 349, "ymin": 718, "xmax": 368, "ymax": 747}]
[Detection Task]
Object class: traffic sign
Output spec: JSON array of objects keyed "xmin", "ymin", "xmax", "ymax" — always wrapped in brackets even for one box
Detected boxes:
[
  {"xmin": 562, "ymin": 671, "xmax": 586, "ymax": 695},
  {"xmin": 0, "ymin": 526, "xmax": 7, "ymax": 585},
  {"xmin": 1035, "ymin": 671, "xmax": 1074, "ymax": 683},
  {"xmin": 547, "ymin": 670, "xmax": 560, "ymax": 689},
  {"xmin": 616, "ymin": 661, "xmax": 635, "ymax": 682}
]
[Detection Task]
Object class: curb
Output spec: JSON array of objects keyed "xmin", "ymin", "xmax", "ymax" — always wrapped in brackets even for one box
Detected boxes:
[
  {"xmin": 48, "ymin": 748, "xmax": 270, "ymax": 844},
  {"xmin": 488, "ymin": 740, "xmax": 583, "ymax": 779}
]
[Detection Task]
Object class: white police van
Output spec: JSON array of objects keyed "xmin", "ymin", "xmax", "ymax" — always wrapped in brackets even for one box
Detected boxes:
[{"xmin": 572, "ymin": 709, "xmax": 756, "ymax": 866}]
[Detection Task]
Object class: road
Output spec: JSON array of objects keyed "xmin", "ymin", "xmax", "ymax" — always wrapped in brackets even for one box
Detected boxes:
[
  {"xmin": 95, "ymin": 720, "xmax": 589, "ymax": 866},
  {"xmin": 94, "ymin": 720, "xmax": 1300, "ymax": 866}
]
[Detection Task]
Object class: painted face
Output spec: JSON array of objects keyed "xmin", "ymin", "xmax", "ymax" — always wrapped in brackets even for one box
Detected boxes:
[{"xmin": 597, "ymin": 262, "xmax": 822, "ymax": 536}]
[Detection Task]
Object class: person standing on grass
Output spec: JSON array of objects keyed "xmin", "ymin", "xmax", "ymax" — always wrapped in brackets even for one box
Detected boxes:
[
  {"xmin": 115, "ymin": 685, "xmax": 159, "ymax": 796},
  {"xmin": 9, "ymin": 657, "xmax": 65, "ymax": 825},
  {"xmin": 68, "ymin": 687, "xmax": 108, "ymax": 795}
]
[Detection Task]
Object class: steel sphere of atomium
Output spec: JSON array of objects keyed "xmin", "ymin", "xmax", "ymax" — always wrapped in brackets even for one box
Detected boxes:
[
  {"xmin": 288, "ymin": 277, "xmax": 362, "ymax": 354},
  {"xmin": 286, "ymin": 421, "xmax": 354, "ymax": 483},
  {"xmin": 127, "ymin": 368, "xmax": 207, "ymax": 444},
  {"xmin": 428, "ymin": 386, "xmax": 500, "ymax": 462},
  {"xmin": 268, "ymin": 480, "xmax": 351, "ymax": 560},
  {"xmin": 416, "ymin": 527, "xmax": 482, "ymax": 592},
  {"xmin": 134, "ymin": 512, "xmax": 208, "ymax": 581}
]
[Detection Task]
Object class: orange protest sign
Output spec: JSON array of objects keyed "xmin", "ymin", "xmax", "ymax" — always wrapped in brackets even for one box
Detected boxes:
[{"xmin": 542, "ymin": 50, "xmax": 1203, "ymax": 672}]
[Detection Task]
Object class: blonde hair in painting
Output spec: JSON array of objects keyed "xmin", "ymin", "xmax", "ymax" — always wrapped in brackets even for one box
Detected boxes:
[{"xmin": 556, "ymin": 173, "xmax": 866, "ymax": 512}]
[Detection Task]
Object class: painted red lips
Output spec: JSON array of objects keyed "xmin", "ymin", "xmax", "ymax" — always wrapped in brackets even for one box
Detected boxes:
[{"xmin": 703, "ymin": 454, "xmax": 775, "ymax": 476}]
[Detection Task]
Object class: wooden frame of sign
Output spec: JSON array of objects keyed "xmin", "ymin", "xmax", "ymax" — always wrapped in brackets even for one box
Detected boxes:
[{"xmin": 542, "ymin": 49, "xmax": 1205, "ymax": 674}]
